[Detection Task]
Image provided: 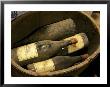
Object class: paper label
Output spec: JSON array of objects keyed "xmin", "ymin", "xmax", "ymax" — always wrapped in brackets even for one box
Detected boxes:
[
  {"xmin": 16, "ymin": 43, "xmax": 38, "ymax": 61},
  {"xmin": 64, "ymin": 34, "xmax": 84, "ymax": 53},
  {"xmin": 33, "ymin": 59, "xmax": 55, "ymax": 73}
]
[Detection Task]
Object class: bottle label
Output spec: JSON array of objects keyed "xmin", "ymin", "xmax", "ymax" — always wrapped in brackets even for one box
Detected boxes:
[
  {"xmin": 16, "ymin": 43, "xmax": 38, "ymax": 61},
  {"xmin": 64, "ymin": 34, "xmax": 84, "ymax": 53},
  {"xmin": 33, "ymin": 59, "xmax": 55, "ymax": 73}
]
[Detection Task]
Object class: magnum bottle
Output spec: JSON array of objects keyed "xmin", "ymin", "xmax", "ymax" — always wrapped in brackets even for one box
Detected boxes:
[
  {"xmin": 27, "ymin": 54, "xmax": 89, "ymax": 73},
  {"xmin": 11, "ymin": 39, "xmax": 77, "ymax": 66},
  {"xmin": 13, "ymin": 18, "xmax": 76, "ymax": 48},
  {"xmin": 57, "ymin": 33, "xmax": 89, "ymax": 55}
]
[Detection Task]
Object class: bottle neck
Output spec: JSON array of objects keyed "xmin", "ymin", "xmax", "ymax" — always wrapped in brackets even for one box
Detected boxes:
[
  {"xmin": 60, "ymin": 40, "xmax": 72, "ymax": 47},
  {"xmin": 71, "ymin": 54, "xmax": 89, "ymax": 62},
  {"xmin": 71, "ymin": 56, "xmax": 82, "ymax": 62},
  {"xmin": 60, "ymin": 38, "xmax": 77, "ymax": 48}
]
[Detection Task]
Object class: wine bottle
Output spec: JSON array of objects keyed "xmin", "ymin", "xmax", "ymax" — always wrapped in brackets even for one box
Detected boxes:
[
  {"xmin": 57, "ymin": 33, "xmax": 89, "ymax": 55},
  {"xmin": 27, "ymin": 54, "xmax": 89, "ymax": 73},
  {"xmin": 11, "ymin": 39, "xmax": 77, "ymax": 66},
  {"xmin": 13, "ymin": 18, "xmax": 76, "ymax": 48}
]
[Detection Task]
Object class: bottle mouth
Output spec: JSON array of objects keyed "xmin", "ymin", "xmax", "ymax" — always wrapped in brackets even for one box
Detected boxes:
[{"xmin": 80, "ymin": 54, "xmax": 89, "ymax": 60}]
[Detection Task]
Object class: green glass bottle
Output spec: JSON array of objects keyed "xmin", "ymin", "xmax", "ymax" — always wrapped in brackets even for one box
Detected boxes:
[
  {"xmin": 27, "ymin": 54, "xmax": 89, "ymax": 73},
  {"xmin": 12, "ymin": 39, "xmax": 77, "ymax": 66}
]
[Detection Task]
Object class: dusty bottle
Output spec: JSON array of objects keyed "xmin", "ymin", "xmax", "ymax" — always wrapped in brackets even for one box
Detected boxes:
[
  {"xmin": 11, "ymin": 39, "xmax": 77, "ymax": 66},
  {"xmin": 13, "ymin": 18, "xmax": 76, "ymax": 48},
  {"xmin": 27, "ymin": 54, "xmax": 89, "ymax": 73},
  {"xmin": 57, "ymin": 33, "xmax": 89, "ymax": 55}
]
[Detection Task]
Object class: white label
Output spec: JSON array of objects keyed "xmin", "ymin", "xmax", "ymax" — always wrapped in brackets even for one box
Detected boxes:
[
  {"xmin": 33, "ymin": 59, "xmax": 55, "ymax": 73},
  {"xmin": 64, "ymin": 34, "xmax": 84, "ymax": 53},
  {"xmin": 16, "ymin": 43, "xmax": 38, "ymax": 61}
]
